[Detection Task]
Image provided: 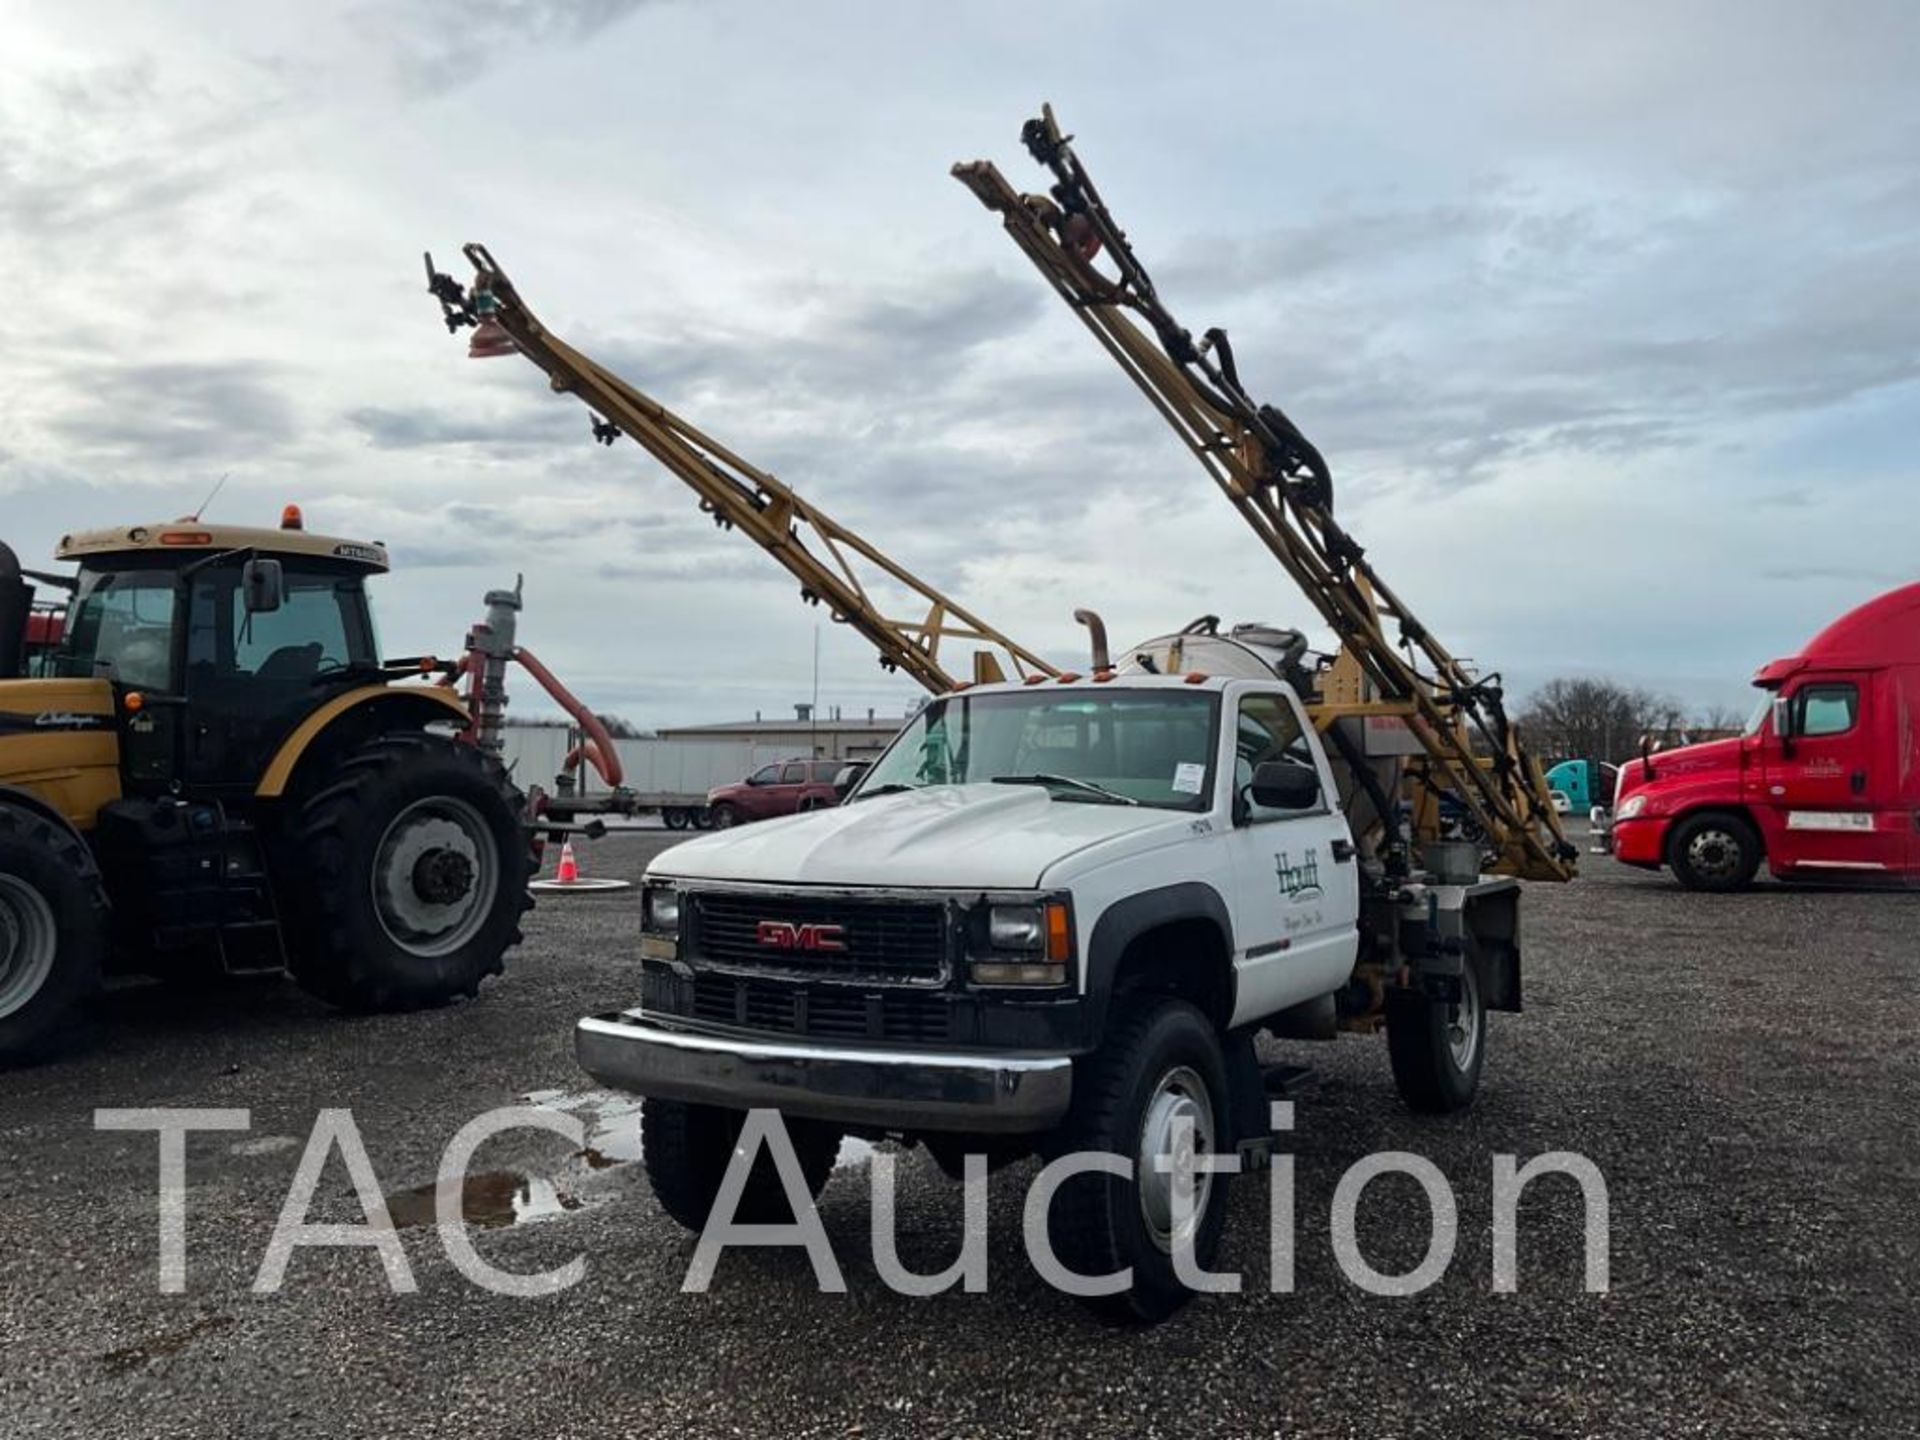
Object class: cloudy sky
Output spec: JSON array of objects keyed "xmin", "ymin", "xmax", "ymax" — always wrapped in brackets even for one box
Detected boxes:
[{"xmin": 4, "ymin": 1, "xmax": 1916, "ymax": 729}]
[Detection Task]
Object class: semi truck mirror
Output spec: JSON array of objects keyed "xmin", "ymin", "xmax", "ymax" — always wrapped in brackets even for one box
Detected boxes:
[
  {"xmin": 1771, "ymin": 694, "xmax": 1794, "ymax": 752},
  {"xmin": 242, "ymin": 557, "xmax": 284, "ymax": 614}
]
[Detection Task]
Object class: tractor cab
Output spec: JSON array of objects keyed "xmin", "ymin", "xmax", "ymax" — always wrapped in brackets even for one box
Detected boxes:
[{"xmin": 50, "ymin": 510, "xmax": 391, "ymax": 793}]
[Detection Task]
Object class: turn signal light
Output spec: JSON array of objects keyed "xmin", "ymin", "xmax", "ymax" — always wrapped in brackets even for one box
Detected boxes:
[
  {"xmin": 1045, "ymin": 900, "xmax": 1071, "ymax": 962},
  {"xmin": 123, "ymin": 692, "xmax": 145, "ymax": 713}
]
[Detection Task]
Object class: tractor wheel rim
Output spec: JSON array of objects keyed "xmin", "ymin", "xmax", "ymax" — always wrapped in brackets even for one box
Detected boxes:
[
  {"xmin": 371, "ymin": 797, "xmax": 499, "ymax": 958},
  {"xmin": 1447, "ymin": 963, "xmax": 1482, "ymax": 1072},
  {"xmin": 0, "ymin": 874, "xmax": 57, "ymax": 1020},
  {"xmin": 1687, "ymin": 829, "xmax": 1741, "ymax": 881},
  {"xmin": 1137, "ymin": 1063, "xmax": 1215, "ymax": 1254}
]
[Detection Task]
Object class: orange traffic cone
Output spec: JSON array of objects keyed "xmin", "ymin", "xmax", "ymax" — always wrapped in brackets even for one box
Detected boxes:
[{"xmin": 555, "ymin": 839, "xmax": 580, "ymax": 885}]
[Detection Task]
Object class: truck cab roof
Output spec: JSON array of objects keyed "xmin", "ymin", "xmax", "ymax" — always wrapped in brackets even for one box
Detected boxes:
[
  {"xmin": 55, "ymin": 521, "xmax": 390, "ymax": 573},
  {"xmin": 1752, "ymin": 580, "xmax": 1920, "ymax": 685}
]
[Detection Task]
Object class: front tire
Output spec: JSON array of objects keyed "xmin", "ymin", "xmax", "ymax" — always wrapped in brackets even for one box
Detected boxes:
[
  {"xmin": 1387, "ymin": 961, "xmax": 1486, "ymax": 1114},
  {"xmin": 1048, "ymin": 996, "xmax": 1233, "ymax": 1323},
  {"xmin": 1667, "ymin": 810, "xmax": 1762, "ymax": 892},
  {"xmin": 0, "ymin": 806, "xmax": 108, "ymax": 1065},
  {"xmin": 282, "ymin": 733, "xmax": 533, "ymax": 1012},
  {"xmin": 707, "ymin": 803, "xmax": 742, "ymax": 831},
  {"xmin": 641, "ymin": 1099, "xmax": 841, "ymax": 1231}
]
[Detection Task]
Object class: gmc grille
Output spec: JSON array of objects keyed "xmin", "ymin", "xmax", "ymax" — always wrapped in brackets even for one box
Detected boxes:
[
  {"xmin": 687, "ymin": 974, "xmax": 949, "ymax": 1045},
  {"xmin": 690, "ymin": 892, "xmax": 949, "ymax": 980}
]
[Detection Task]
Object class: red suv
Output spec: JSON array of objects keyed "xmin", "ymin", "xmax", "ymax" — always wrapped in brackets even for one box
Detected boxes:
[{"xmin": 705, "ymin": 759, "xmax": 851, "ymax": 828}]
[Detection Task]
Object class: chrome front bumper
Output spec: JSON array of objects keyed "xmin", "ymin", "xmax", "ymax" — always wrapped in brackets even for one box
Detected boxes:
[
  {"xmin": 574, "ymin": 1011, "xmax": 1074, "ymax": 1134},
  {"xmin": 1589, "ymin": 805, "xmax": 1614, "ymax": 854}
]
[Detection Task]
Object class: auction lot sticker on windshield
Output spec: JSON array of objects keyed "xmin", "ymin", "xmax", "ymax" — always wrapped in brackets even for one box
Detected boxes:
[{"xmin": 1173, "ymin": 762, "xmax": 1206, "ymax": 795}]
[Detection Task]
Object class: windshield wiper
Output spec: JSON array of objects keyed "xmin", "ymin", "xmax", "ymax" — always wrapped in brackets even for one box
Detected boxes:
[
  {"xmin": 850, "ymin": 782, "xmax": 920, "ymax": 802},
  {"xmin": 990, "ymin": 773, "xmax": 1138, "ymax": 805}
]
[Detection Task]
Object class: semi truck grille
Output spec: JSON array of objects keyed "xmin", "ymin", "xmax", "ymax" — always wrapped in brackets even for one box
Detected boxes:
[
  {"xmin": 687, "ymin": 974, "xmax": 950, "ymax": 1045},
  {"xmin": 690, "ymin": 892, "xmax": 949, "ymax": 980}
]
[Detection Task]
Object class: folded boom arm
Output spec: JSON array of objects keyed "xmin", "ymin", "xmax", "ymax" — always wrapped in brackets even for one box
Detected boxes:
[
  {"xmin": 954, "ymin": 109, "xmax": 1575, "ymax": 880},
  {"xmin": 426, "ymin": 245, "xmax": 1057, "ymax": 696}
]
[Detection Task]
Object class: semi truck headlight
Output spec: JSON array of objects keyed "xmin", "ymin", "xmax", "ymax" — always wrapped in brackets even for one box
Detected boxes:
[
  {"xmin": 641, "ymin": 883, "xmax": 682, "ymax": 959},
  {"xmin": 1616, "ymin": 795, "xmax": 1648, "ymax": 820},
  {"xmin": 972, "ymin": 898, "xmax": 1073, "ymax": 986}
]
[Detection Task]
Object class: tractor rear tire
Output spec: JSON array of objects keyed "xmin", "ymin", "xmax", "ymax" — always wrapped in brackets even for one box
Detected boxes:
[
  {"xmin": 0, "ymin": 805, "xmax": 108, "ymax": 1065},
  {"xmin": 283, "ymin": 734, "xmax": 533, "ymax": 1013}
]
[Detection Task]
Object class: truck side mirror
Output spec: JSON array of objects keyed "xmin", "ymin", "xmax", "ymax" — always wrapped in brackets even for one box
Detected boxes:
[
  {"xmin": 1250, "ymin": 759, "xmax": 1321, "ymax": 811},
  {"xmin": 833, "ymin": 764, "xmax": 867, "ymax": 799},
  {"xmin": 1771, "ymin": 694, "xmax": 1794, "ymax": 752},
  {"xmin": 242, "ymin": 557, "xmax": 284, "ymax": 614}
]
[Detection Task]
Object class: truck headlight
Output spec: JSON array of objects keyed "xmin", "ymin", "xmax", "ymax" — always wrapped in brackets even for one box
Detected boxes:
[
  {"xmin": 641, "ymin": 883, "xmax": 682, "ymax": 960},
  {"xmin": 1616, "ymin": 794, "xmax": 1648, "ymax": 820},
  {"xmin": 971, "ymin": 898, "xmax": 1073, "ymax": 986},
  {"xmin": 988, "ymin": 904, "xmax": 1045, "ymax": 949}
]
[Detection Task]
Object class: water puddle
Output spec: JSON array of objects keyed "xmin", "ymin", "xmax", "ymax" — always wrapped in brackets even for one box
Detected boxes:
[
  {"xmin": 383, "ymin": 1170, "xmax": 586, "ymax": 1230},
  {"xmin": 378, "ymin": 1087, "xmax": 880, "ymax": 1230},
  {"xmin": 228, "ymin": 1134, "xmax": 299, "ymax": 1157}
]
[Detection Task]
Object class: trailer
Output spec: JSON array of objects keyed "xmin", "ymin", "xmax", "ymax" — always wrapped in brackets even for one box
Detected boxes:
[{"xmin": 500, "ymin": 727, "xmax": 791, "ymax": 829}]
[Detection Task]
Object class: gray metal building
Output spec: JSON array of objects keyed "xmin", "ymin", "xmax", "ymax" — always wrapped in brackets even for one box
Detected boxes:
[{"xmin": 656, "ymin": 703, "xmax": 912, "ymax": 761}]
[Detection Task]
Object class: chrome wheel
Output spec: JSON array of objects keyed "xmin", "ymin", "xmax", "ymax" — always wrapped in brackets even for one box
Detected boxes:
[
  {"xmin": 1136, "ymin": 1063, "xmax": 1216, "ymax": 1254},
  {"xmin": 371, "ymin": 797, "xmax": 499, "ymax": 957},
  {"xmin": 1446, "ymin": 963, "xmax": 1482, "ymax": 1072},
  {"xmin": 1684, "ymin": 826, "xmax": 1745, "ymax": 884},
  {"xmin": 0, "ymin": 874, "xmax": 57, "ymax": 1021}
]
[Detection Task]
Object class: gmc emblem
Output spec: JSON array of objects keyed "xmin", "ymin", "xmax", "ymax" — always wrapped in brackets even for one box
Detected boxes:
[{"xmin": 755, "ymin": 920, "xmax": 847, "ymax": 953}]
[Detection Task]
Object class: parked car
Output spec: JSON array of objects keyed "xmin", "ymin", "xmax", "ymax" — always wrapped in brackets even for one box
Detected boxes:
[{"xmin": 704, "ymin": 758, "xmax": 849, "ymax": 828}]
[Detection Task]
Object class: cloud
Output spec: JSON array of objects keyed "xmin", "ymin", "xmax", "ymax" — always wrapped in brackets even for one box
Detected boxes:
[
  {"xmin": 347, "ymin": 404, "xmax": 579, "ymax": 450},
  {"xmin": 42, "ymin": 363, "xmax": 297, "ymax": 465},
  {"xmin": 364, "ymin": 0, "xmax": 660, "ymax": 93}
]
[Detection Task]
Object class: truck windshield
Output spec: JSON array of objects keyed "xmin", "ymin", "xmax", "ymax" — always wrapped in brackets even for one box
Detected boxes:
[{"xmin": 853, "ymin": 689, "xmax": 1219, "ymax": 811}]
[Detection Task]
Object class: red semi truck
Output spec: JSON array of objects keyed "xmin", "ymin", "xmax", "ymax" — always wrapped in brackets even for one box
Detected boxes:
[{"xmin": 1596, "ymin": 581, "xmax": 1920, "ymax": 889}]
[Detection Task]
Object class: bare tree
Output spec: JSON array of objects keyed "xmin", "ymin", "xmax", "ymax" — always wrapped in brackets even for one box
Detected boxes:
[
  {"xmin": 1517, "ymin": 678, "xmax": 1684, "ymax": 762},
  {"xmin": 1694, "ymin": 702, "xmax": 1745, "ymax": 737}
]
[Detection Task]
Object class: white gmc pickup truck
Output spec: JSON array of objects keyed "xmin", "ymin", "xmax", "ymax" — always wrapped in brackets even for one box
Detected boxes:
[{"xmin": 577, "ymin": 637, "xmax": 1521, "ymax": 1319}]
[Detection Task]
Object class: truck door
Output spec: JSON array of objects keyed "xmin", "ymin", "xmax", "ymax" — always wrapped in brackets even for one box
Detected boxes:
[
  {"xmin": 1224, "ymin": 691, "xmax": 1361, "ymax": 1024},
  {"xmin": 1761, "ymin": 672, "xmax": 1904, "ymax": 875}
]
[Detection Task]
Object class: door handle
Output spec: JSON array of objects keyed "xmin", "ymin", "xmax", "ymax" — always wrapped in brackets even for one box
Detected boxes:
[
  {"xmin": 1331, "ymin": 839, "xmax": 1355, "ymax": 863},
  {"xmin": 1851, "ymin": 770, "xmax": 1867, "ymax": 795}
]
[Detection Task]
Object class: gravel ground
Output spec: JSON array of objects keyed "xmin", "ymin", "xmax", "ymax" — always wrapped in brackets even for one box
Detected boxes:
[{"xmin": 2, "ymin": 824, "xmax": 1915, "ymax": 1439}]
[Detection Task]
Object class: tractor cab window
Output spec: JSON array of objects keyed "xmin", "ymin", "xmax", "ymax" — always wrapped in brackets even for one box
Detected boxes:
[
  {"xmin": 185, "ymin": 567, "xmax": 373, "ymax": 685},
  {"xmin": 55, "ymin": 570, "xmax": 178, "ymax": 690},
  {"xmin": 229, "ymin": 578, "xmax": 358, "ymax": 679}
]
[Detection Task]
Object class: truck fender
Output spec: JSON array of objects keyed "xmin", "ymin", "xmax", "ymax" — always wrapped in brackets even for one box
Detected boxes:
[
  {"xmin": 1082, "ymin": 881, "xmax": 1237, "ymax": 1036},
  {"xmin": 254, "ymin": 686, "xmax": 472, "ymax": 799}
]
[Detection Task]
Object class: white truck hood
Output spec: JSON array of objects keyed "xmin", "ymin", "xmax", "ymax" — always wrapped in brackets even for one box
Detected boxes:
[{"xmin": 652, "ymin": 784, "xmax": 1195, "ymax": 890}]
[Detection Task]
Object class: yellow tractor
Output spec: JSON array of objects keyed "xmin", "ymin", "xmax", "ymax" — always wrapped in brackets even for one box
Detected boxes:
[{"xmin": 0, "ymin": 508, "xmax": 534, "ymax": 1063}]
